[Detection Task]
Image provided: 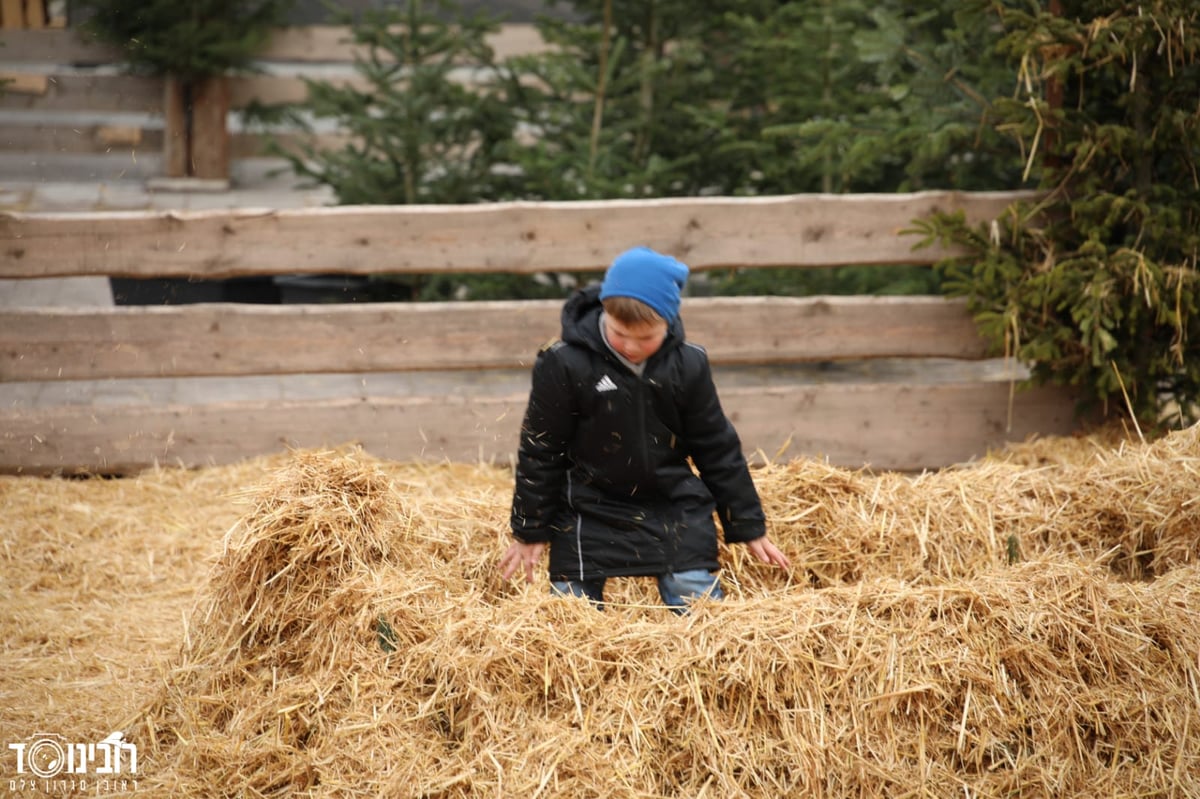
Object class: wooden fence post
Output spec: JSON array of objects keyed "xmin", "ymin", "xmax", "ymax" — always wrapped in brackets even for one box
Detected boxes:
[
  {"xmin": 162, "ymin": 73, "xmax": 231, "ymax": 180},
  {"xmin": 163, "ymin": 75, "xmax": 189, "ymax": 178},
  {"xmin": 1, "ymin": 0, "xmax": 24, "ymax": 28},
  {"xmin": 24, "ymin": 0, "xmax": 46, "ymax": 28},
  {"xmin": 191, "ymin": 74, "xmax": 230, "ymax": 180}
]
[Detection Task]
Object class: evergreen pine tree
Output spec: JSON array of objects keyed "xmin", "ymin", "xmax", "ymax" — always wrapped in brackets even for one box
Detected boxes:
[
  {"xmin": 722, "ymin": 0, "xmax": 1019, "ymax": 196},
  {"xmin": 699, "ymin": 0, "xmax": 1021, "ymax": 296},
  {"xmin": 76, "ymin": 0, "xmax": 294, "ymax": 179},
  {"xmin": 276, "ymin": 0, "xmax": 520, "ymax": 205},
  {"xmin": 917, "ymin": 0, "xmax": 1200, "ymax": 427},
  {"xmin": 506, "ymin": 0, "xmax": 775, "ymax": 199},
  {"xmin": 75, "ymin": 0, "xmax": 293, "ymax": 80}
]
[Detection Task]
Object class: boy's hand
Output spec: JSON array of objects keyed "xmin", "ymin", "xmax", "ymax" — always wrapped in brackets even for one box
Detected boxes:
[
  {"xmin": 499, "ymin": 540, "xmax": 547, "ymax": 584},
  {"xmin": 746, "ymin": 535, "xmax": 791, "ymax": 570}
]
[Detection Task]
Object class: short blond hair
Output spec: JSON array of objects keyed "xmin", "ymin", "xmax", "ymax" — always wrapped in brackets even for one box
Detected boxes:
[{"xmin": 602, "ymin": 295, "xmax": 664, "ymax": 325}]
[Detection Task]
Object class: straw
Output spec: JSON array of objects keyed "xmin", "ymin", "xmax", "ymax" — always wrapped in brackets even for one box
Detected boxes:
[{"xmin": 2, "ymin": 426, "xmax": 1198, "ymax": 798}]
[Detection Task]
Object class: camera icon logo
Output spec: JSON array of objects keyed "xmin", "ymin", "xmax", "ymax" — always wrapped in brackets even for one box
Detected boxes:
[{"xmin": 23, "ymin": 733, "xmax": 69, "ymax": 779}]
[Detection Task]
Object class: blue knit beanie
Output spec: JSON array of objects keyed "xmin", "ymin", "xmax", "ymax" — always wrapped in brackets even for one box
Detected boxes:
[{"xmin": 599, "ymin": 247, "xmax": 690, "ymax": 322}]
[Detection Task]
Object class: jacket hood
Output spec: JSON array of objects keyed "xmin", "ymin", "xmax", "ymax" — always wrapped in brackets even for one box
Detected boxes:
[{"xmin": 560, "ymin": 284, "xmax": 686, "ymax": 358}]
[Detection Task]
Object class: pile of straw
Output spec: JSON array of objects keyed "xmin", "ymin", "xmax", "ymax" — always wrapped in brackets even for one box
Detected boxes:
[
  {"xmin": 752, "ymin": 425, "xmax": 1200, "ymax": 589},
  {"xmin": 125, "ymin": 427, "xmax": 1199, "ymax": 797},
  {"xmin": 3, "ymin": 424, "xmax": 1199, "ymax": 797}
]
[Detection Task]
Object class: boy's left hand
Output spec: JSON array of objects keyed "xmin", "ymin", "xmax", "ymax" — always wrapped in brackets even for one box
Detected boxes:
[
  {"xmin": 746, "ymin": 536, "xmax": 791, "ymax": 570},
  {"xmin": 499, "ymin": 540, "xmax": 547, "ymax": 584}
]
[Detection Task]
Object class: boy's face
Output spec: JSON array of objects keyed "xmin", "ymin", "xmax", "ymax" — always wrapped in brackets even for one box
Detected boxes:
[{"xmin": 603, "ymin": 314, "xmax": 668, "ymax": 365}]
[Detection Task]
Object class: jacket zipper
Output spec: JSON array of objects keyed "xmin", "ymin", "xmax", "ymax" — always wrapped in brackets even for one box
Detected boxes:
[
  {"xmin": 634, "ymin": 378, "xmax": 650, "ymax": 477},
  {"xmin": 634, "ymin": 375, "xmax": 674, "ymax": 571},
  {"xmin": 567, "ymin": 470, "xmax": 584, "ymax": 581}
]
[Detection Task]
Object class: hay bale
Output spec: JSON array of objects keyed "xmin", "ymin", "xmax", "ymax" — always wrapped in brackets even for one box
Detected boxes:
[
  {"xmin": 5, "ymin": 427, "xmax": 1200, "ymax": 797},
  {"xmin": 753, "ymin": 423, "xmax": 1200, "ymax": 588},
  {"xmin": 119, "ymin": 431, "xmax": 1200, "ymax": 797},
  {"xmin": 204, "ymin": 448, "xmax": 408, "ymax": 666}
]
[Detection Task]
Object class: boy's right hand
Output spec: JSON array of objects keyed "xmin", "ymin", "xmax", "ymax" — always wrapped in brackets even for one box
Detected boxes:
[{"xmin": 499, "ymin": 540, "xmax": 547, "ymax": 584}]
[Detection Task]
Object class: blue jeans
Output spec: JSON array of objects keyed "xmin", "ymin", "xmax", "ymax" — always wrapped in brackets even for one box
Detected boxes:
[{"xmin": 551, "ymin": 569, "xmax": 725, "ymax": 613}]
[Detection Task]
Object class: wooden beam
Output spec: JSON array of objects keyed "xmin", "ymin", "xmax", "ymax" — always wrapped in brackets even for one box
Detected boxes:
[
  {"xmin": 0, "ymin": 122, "xmax": 116, "ymax": 154},
  {"xmin": 0, "ymin": 74, "xmax": 163, "ymax": 113},
  {"xmin": 228, "ymin": 73, "xmax": 346, "ymax": 108},
  {"xmin": 0, "ymin": 191, "xmax": 1033, "ymax": 279},
  {"xmin": 94, "ymin": 125, "xmax": 143, "ymax": 148},
  {"xmin": 722, "ymin": 382, "xmax": 1078, "ymax": 469},
  {"xmin": 1, "ymin": 0, "xmax": 24, "ymax": 29},
  {"xmin": 258, "ymin": 23, "xmax": 550, "ymax": 63},
  {"xmin": 162, "ymin": 76, "xmax": 188, "ymax": 179},
  {"xmin": 0, "ymin": 122, "xmax": 342, "ymax": 157},
  {"xmin": 0, "ymin": 71, "xmax": 49, "ymax": 94},
  {"xmin": 0, "ymin": 24, "xmax": 547, "ymax": 64},
  {"xmin": 0, "ymin": 296, "xmax": 990, "ymax": 382},
  {"xmin": 189, "ymin": 75, "xmax": 231, "ymax": 180},
  {"xmin": 0, "ymin": 29, "xmax": 121, "ymax": 62},
  {"xmin": 24, "ymin": 0, "xmax": 45, "ymax": 29},
  {"xmin": 230, "ymin": 130, "xmax": 350, "ymax": 158},
  {"xmin": 0, "ymin": 380, "xmax": 1078, "ymax": 475},
  {"xmin": 0, "ymin": 65, "xmax": 473, "ymax": 114},
  {"xmin": 0, "ymin": 68, "xmax": 482, "ymax": 113}
]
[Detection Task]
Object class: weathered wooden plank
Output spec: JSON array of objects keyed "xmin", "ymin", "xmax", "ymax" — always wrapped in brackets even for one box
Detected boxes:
[
  {"xmin": 230, "ymin": 130, "xmax": 351, "ymax": 158},
  {"xmin": 0, "ymin": 71, "xmax": 338, "ymax": 111},
  {"xmin": 0, "ymin": 24, "xmax": 546, "ymax": 64},
  {"xmin": 0, "ymin": 296, "xmax": 990, "ymax": 381},
  {"xmin": 0, "ymin": 122, "xmax": 344, "ymax": 157},
  {"xmin": 1, "ymin": 0, "xmax": 24, "ymax": 30},
  {"xmin": 190, "ymin": 75, "xmax": 231, "ymax": 180},
  {"xmin": 0, "ymin": 122, "xmax": 136, "ymax": 153},
  {"xmin": 722, "ymin": 382, "xmax": 1078, "ymax": 469},
  {"xmin": 0, "ymin": 381, "xmax": 1078, "ymax": 475},
  {"xmin": 229, "ymin": 72, "xmax": 369, "ymax": 107},
  {"xmin": 162, "ymin": 76, "xmax": 187, "ymax": 179},
  {"xmin": 0, "ymin": 191, "xmax": 1032, "ymax": 279},
  {"xmin": 259, "ymin": 23, "xmax": 549, "ymax": 63},
  {"xmin": 0, "ymin": 73, "xmax": 162, "ymax": 112},
  {"xmin": 23, "ymin": 0, "xmax": 45, "ymax": 29},
  {"xmin": 0, "ymin": 67, "xmax": 489, "ymax": 112},
  {"xmin": 0, "ymin": 65, "xmax": 532, "ymax": 112},
  {"xmin": 0, "ymin": 71, "xmax": 49, "ymax": 94},
  {"xmin": 0, "ymin": 29, "xmax": 121, "ymax": 62}
]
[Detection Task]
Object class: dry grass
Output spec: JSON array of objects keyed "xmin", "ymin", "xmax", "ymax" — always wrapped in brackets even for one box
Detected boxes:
[{"xmin": 2, "ymin": 425, "xmax": 1199, "ymax": 797}]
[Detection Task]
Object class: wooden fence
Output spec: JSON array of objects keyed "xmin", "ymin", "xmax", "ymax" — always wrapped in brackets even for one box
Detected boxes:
[
  {"xmin": 0, "ymin": 24, "xmax": 548, "ymax": 160},
  {"xmin": 0, "ymin": 191, "xmax": 1081, "ymax": 475},
  {"xmin": 0, "ymin": 0, "xmax": 53, "ymax": 30}
]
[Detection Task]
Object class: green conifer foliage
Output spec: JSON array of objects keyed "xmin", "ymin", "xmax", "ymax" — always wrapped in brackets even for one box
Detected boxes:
[
  {"xmin": 76, "ymin": 0, "xmax": 293, "ymax": 80},
  {"xmin": 714, "ymin": 1, "xmax": 1021, "ymax": 196},
  {"xmin": 915, "ymin": 1, "xmax": 1200, "ymax": 427},
  {"xmin": 275, "ymin": 1, "xmax": 1026, "ymax": 299},
  {"xmin": 275, "ymin": 0, "xmax": 520, "ymax": 206},
  {"xmin": 503, "ymin": 0, "xmax": 739, "ymax": 199}
]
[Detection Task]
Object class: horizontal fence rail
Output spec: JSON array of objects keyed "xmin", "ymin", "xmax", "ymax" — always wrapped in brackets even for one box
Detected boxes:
[
  {"xmin": 5, "ymin": 381, "xmax": 1075, "ymax": 477},
  {"xmin": 0, "ymin": 21, "xmax": 1075, "ymax": 475},
  {"xmin": 0, "ymin": 191, "xmax": 1031, "ymax": 279},
  {"xmin": 0, "ymin": 296, "xmax": 991, "ymax": 382},
  {"xmin": 0, "ymin": 192, "xmax": 1078, "ymax": 475},
  {"xmin": 0, "ymin": 24, "xmax": 550, "ymax": 65}
]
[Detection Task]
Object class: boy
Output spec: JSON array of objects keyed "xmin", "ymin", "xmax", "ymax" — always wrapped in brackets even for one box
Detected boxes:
[{"xmin": 499, "ymin": 246, "xmax": 790, "ymax": 610}]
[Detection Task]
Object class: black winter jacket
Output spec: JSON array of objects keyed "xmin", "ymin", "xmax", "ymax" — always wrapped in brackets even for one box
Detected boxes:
[{"xmin": 510, "ymin": 285, "xmax": 766, "ymax": 581}]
